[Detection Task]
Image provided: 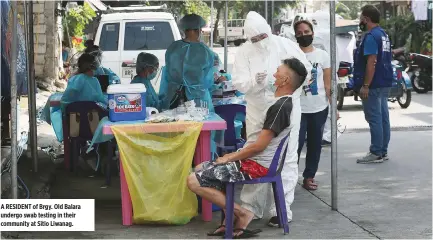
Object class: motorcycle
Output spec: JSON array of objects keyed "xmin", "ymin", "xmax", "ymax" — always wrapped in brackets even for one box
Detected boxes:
[
  {"xmin": 337, "ymin": 60, "xmax": 412, "ymax": 109},
  {"xmin": 407, "ymin": 53, "xmax": 432, "ymax": 94},
  {"xmin": 392, "ymin": 47, "xmax": 409, "ymax": 70}
]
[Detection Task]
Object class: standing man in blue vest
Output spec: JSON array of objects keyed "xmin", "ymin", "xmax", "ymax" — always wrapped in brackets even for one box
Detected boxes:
[{"xmin": 353, "ymin": 5, "xmax": 393, "ymax": 164}]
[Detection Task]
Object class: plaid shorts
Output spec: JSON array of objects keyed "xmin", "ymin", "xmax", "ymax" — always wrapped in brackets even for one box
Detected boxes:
[{"xmin": 195, "ymin": 160, "xmax": 268, "ymax": 191}]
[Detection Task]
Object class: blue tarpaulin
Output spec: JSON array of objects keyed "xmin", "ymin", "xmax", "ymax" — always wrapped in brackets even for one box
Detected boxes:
[{"xmin": 1, "ymin": 0, "xmax": 28, "ymax": 98}]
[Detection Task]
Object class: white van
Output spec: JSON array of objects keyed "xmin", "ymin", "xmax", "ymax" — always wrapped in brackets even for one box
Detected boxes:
[
  {"xmin": 217, "ymin": 19, "xmax": 246, "ymax": 46},
  {"xmin": 94, "ymin": 5, "xmax": 182, "ymax": 90}
]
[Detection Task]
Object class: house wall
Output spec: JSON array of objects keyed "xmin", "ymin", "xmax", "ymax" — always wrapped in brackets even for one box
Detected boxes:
[{"xmin": 17, "ymin": 1, "xmax": 61, "ymax": 89}]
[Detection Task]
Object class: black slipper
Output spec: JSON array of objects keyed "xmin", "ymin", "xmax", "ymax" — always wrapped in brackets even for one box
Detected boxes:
[
  {"xmin": 207, "ymin": 225, "xmax": 226, "ymax": 236},
  {"xmin": 233, "ymin": 228, "xmax": 262, "ymax": 239}
]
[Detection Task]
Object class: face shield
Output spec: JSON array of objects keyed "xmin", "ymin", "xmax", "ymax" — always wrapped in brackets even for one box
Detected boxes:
[
  {"xmin": 86, "ymin": 48, "xmax": 102, "ymax": 69},
  {"xmin": 77, "ymin": 53, "xmax": 99, "ymax": 73},
  {"xmin": 136, "ymin": 52, "xmax": 159, "ymax": 79}
]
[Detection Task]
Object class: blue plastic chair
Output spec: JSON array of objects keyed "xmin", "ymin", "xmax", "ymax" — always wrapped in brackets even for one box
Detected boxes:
[
  {"xmin": 65, "ymin": 102, "xmax": 113, "ymax": 180},
  {"xmin": 214, "ymin": 104, "xmax": 246, "ymax": 155},
  {"xmin": 223, "ymin": 134, "xmax": 290, "ymax": 239}
]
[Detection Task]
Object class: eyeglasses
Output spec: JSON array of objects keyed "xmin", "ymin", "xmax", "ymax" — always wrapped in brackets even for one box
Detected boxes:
[{"xmin": 250, "ymin": 33, "xmax": 268, "ymax": 43}]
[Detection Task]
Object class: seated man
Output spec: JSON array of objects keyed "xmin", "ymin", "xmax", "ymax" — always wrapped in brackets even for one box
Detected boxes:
[{"xmin": 187, "ymin": 58, "xmax": 308, "ymax": 238}]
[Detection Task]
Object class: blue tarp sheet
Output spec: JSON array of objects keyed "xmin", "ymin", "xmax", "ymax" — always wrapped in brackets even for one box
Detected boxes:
[{"xmin": 1, "ymin": 0, "xmax": 28, "ymax": 98}]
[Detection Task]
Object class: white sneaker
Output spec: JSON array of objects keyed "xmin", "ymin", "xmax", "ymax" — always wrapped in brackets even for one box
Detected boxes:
[{"xmin": 383, "ymin": 153, "xmax": 389, "ymax": 161}]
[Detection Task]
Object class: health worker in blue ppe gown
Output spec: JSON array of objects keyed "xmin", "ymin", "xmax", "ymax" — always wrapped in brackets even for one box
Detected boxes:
[
  {"xmin": 131, "ymin": 52, "xmax": 161, "ymax": 110},
  {"xmin": 61, "ymin": 53, "xmax": 108, "ymax": 110},
  {"xmin": 159, "ymin": 14, "xmax": 215, "ymax": 111},
  {"xmin": 85, "ymin": 45, "xmax": 121, "ymax": 84}
]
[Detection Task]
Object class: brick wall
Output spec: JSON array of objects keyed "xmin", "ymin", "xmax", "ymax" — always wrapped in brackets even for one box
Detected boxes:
[{"xmin": 17, "ymin": 1, "xmax": 60, "ymax": 88}]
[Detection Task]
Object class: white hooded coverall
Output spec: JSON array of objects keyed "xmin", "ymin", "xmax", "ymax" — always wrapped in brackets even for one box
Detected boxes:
[{"xmin": 232, "ymin": 11, "xmax": 312, "ymax": 221}]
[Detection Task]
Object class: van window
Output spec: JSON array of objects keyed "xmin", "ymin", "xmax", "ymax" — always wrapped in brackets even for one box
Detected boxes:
[
  {"xmin": 124, "ymin": 22, "xmax": 174, "ymax": 51},
  {"xmin": 99, "ymin": 23, "xmax": 120, "ymax": 51}
]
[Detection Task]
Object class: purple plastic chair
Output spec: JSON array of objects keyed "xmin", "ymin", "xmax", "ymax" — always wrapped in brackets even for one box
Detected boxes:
[
  {"xmin": 65, "ymin": 102, "xmax": 109, "ymax": 174},
  {"xmin": 223, "ymin": 134, "xmax": 290, "ymax": 239},
  {"xmin": 214, "ymin": 104, "xmax": 246, "ymax": 154}
]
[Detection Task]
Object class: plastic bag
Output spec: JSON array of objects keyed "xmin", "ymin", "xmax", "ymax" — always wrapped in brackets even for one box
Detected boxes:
[{"xmin": 110, "ymin": 122, "xmax": 203, "ymax": 225}]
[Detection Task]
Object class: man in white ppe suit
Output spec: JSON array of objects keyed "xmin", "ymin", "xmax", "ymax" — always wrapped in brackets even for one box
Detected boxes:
[{"xmin": 232, "ymin": 11, "xmax": 312, "ymax": 226}]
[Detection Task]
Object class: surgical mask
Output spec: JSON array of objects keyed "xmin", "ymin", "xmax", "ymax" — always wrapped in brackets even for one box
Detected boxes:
[
  {"xmin": 296, "ymin": 35, "xmax": 314, "ymax": 48},
  {"xmin": 269, "ymin": 79, "xmax": 277, "ymax": 93},
  {"xmin": 146, "ymin": 71, "xmax": 157, "ymax": 81},
  {"xmin": 359, "ymin": 21, "xmax": 367, "ymax": 32}
]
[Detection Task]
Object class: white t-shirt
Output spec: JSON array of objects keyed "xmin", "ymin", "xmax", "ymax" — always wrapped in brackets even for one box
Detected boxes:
[{"xmin": 300, "ymin": 48, "xmax": 331, "ymax": 113}]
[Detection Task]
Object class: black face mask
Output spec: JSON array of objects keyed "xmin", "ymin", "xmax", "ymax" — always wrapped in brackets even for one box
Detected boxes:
[
  {"xmin": 296, "ymin": 35, "xmax": 314, "ymax": 47},
  {"xmin": 359, "ymin": 21, "xmax": 367, "ymax": 32}
]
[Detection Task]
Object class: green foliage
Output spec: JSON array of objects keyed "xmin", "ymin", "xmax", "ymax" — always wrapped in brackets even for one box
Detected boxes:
[
  {"xmin": 183, "ymin": 0, "xmax": 211, "ymax": 20},
  {"xmin": 148, "ymin": 0, "xmax": 300, "ymax": 42},
  {"xmin": 232, "ymin": 0, "xmax": 299, "ymax": 20},
  {"xmin": 64, "ymin": 2, "xmax": 96, "ymax": 37},
  {"xmin": 380, "ymin": 13, "xmax": 432, "ymax": 53},
  {"xmin": 421, "ymin": 31, "xmax": 432, "ymax": 54},
  {"xmin": 335, "ymin": 1, "xmax": 363, "ymax": 20},
  {"xmin": 149, "ymin": 1, "xmax": 209, "ymax": 20}
]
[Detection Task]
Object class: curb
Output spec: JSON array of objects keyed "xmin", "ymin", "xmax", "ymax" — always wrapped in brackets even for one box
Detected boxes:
[{"xmin": 345, "ymin": 125, "xmax": 432, "ymax": 133}]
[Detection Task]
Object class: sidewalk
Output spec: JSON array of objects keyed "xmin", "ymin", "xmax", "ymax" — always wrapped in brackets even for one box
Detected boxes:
[
  {"xmin": 11, "ymin": 130, "xmax": 432, "ymax": 239},
  {"xmin": 299, "ymin": 130, "xmax": 432, "ymax": 239}
]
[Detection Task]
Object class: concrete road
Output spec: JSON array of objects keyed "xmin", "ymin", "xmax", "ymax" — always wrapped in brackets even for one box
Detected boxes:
[
  {"xmin": 339, "ymin": 92, "xmax": 432, "ymax": 131},
  {"xmin": 299, "ymin": 130, "xmax": 433, "ymax": 239}
]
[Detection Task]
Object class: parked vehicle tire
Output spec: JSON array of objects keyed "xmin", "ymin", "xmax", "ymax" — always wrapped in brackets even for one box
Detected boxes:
[
  {"xmin": 234, "ymin": 39, "xmax": 242, "ymax": 46},
  {"xmin": 411, "ymin": 74, "xmax": 429, "ymax": 94},
  {"xmin": 219, "ymin": 39, "xmax": 225, "ymax": 47},
  {"xmin": 398, "ymin": 81, "xmax": 411, "ymax": 108},
  {"xmin": 337, "ymin": 86, "xmax": 344, "ymax": 110}
]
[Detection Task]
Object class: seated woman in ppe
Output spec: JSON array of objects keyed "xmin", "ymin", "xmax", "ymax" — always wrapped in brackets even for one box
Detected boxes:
[
  {"xmin": 159, "ymin": 14, "xmax": 215, "ymax": 111},
  {"xmin": 131, "ymin": 52, "xmax": 161, "ymax": 110},
  {"xmin": 231, "ymin": 11, "xmax": 312, "ymax": 227},
  {"xmin": 187, "ymin": 58, "xmax": 308, "ymax": 238},
  {"xmin": 85, "ymin": 45, "xmax": 121, "ymax": 84},
  {"xmin": 61, "ymin": 53, "xmax": 108, "ymax": 110}
]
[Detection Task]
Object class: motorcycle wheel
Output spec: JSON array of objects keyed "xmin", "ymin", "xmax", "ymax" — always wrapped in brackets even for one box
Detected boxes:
[
  {"xmin": 398, "ymin": 81, "xmax": 412, "ymax": 109},
  {"xmin": 411, "ymin": 74, "xmax": 429, "ymax": 94},
  {"xmin": 337, "ymin": 86, "xmax": 344, "ymax": 110}
]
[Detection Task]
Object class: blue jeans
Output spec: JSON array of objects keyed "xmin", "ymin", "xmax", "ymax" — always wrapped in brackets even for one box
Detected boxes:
[
  {"xmin": 361, "ymin": 87, "xmax": 391, "ymax": 156},
  {"xmin": 298, "ymin": 107, "xmax": 328, "ymax": 179}
]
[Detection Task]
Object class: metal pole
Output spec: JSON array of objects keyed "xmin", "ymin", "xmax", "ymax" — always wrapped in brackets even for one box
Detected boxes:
[
  {"xmin": 271, "ymin": 0, "xmax": 274, "ymax": 32},
  {"xmin": 25, "ymin": 1, "xmax": 38, "ymax": 172},
  {"xmin": 224, "ymin": 0, "xmax": 228, "ymax": 71},
  {"xmin": 10, "ymin": 0, "xmax": 19, "ymax": 199},
  {"xmin": 265, "ymin": 0, "xmax": 268, "ymax": 25},
  {"xmin": 329, "ymin": 0, "xmax": 338, "ymax": 211},
  {"xmin": 210, "ymin": 0, "xmax": 214, "ymax": 49}
]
